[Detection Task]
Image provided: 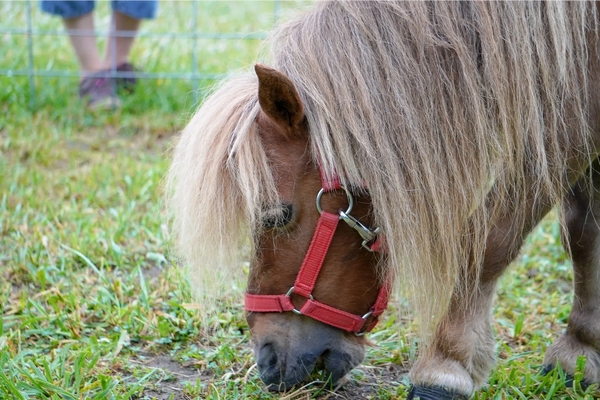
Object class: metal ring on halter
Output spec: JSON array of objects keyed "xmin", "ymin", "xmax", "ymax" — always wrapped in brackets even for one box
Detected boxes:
[
  {"xmin": 355, "ymin": 310, "xmax": 375, "ymax": 336},
  {"xmin": 285, "ymin": 286, "xmax": 314, "ymax": 315},
  {"xmin": 315, "ymin": 186, "xmax": 354, "ymax": 217}
]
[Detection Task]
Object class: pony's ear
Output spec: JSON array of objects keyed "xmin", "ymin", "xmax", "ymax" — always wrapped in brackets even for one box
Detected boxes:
[{"xmin": 255, "ymin": 64, "xmax": 305, "ymax": 130}]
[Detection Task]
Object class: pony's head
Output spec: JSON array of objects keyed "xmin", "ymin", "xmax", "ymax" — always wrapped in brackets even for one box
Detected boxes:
[
  {"xmin": 244, "ymin": 65, "xmax": 385, "ymax": 389},
  {"xmin": 167, "ymin": 64, "xmax": 388, "ymax": 390}
]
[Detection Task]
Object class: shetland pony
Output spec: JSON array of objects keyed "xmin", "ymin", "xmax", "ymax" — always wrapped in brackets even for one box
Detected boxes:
[{"xmin": 168, "ymin": 2, "xmax": 600, "ymax": 398}]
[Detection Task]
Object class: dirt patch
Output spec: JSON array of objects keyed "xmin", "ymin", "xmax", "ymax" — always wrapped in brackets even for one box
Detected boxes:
[
  {"xmin": 141, "ymin": 264, "xmax": 163, "ymax": 281},
  {"xmin": 324, "ymin": 364, "xmax": 409, "ymax": 399},
  {"xmin": 133, "ymin": 353, "xmax": 210, "ymax": 400},
  {"xmin": 144, "ymin": 354, "xmax": 203, "ymax": 378}
]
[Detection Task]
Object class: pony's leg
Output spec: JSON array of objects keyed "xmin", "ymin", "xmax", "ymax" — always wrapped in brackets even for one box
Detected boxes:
[
  {"xmin": 408, "ymin": 215, "xmax": 539, "ymax": 399},
  {"xmin": 408, "ymin": 281, "xmax": 501, "ymax": 399},
  {"xmin": 543, "ymin": 165, "xmax": 600, "ymax": 385}
]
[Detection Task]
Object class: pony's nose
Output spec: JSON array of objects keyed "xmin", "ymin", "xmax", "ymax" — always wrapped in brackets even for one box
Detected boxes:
[{"xmin": 255, "ymin": 342, "xmax": 321, "ymax": 390}]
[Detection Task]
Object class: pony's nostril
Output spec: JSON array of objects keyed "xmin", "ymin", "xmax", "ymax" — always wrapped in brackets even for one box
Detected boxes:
[
  {"xmin": 315, "ymin": 354, "xmax": 325, "ymax": 370},
  {"xmin": 256, "ymin": 343, "xmax": 292, "ymax": 389},
  {"xmin": 315, "ymin": 348, "xmax": 333, "ymax": 371},
  {"xmin": 322, "ymin": 349, "xmax": 356, "ymax": 384},
  {"xmin": 257, "ymin": 343, "xmax": 278, "ymax": 371}
]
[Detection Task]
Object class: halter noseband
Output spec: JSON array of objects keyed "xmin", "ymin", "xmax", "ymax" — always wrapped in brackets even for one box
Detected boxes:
[{"xmin": 244, "ymin": 170, "xmax": 391, "ymax": 335}]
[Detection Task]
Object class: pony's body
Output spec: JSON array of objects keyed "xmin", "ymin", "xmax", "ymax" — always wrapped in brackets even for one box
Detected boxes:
[{"xmin": 168, "ymin": 1, "xmax": 600, "ymax": 398}]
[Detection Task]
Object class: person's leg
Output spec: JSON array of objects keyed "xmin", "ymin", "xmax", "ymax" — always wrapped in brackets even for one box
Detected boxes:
[
  {"xmin": 63, "ymin": 13, "xmax": 104, "ymax": 74},
  {"xmin": 41, "ymin": 1, "xmax": 118, "ymax": 108},
  {"xmin": 105, "ymin": 1, "xmax": 158, "ymax": 68},
  {"xmin": 103, "ymin": 1, "xmax": 158, "ymax": 92},
  {"xmin": 103, "ymin": 11, "xmax": 141, "ymax": 70},
  {"xmin": 40, "ymin": 1, "xmax": 103, "ymax": 75},
  {"xmin": 64, "ymin": 10, "xmax": 120, "ymax": 108}
]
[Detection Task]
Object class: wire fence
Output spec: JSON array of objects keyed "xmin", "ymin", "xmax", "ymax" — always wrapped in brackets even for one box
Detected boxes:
[{"xmin": 1, "ymin": 0, "xmax": 283, "ymax": 108}]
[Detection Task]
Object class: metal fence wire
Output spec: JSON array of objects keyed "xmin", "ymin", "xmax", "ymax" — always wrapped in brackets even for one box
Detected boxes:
[{"xmin": 1, "ymin": 0, "xmax": 283, "ymax": 108}]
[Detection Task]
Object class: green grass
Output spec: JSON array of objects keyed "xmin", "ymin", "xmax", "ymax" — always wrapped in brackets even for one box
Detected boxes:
[{"xmin": 1, "ymin": 1, "xmax": 599, "ymax": 399}]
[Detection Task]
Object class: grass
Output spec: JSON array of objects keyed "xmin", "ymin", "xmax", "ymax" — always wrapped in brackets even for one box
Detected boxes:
[{"xmin": 1, "ymin": 1, "xmax": 599, "ymax": 399}]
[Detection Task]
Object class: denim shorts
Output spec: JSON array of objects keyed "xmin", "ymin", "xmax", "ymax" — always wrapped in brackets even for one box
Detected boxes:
[{"xmin": 40, "ymin": 1, "xmax": 158, "ymax": 20}]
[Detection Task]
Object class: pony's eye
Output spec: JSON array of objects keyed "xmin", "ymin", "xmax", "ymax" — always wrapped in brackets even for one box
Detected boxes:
[{"xmin": 263, "ymin": 204, "xmax": 294, "ymax": 229}]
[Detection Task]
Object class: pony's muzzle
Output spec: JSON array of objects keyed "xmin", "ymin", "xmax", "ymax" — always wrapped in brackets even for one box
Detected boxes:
[{"xmin": 248, "ymin": 313, "xmax": 367, "ymax": 390}]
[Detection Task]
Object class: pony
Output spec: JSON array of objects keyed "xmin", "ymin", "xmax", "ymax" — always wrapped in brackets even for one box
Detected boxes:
[{"xmin": 167, "ymin": 1, "xmax": 600, "ymax": 398}]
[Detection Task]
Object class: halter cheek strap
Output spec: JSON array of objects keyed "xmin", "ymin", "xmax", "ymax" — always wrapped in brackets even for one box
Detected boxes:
[{"xmin": 244, "ymin": 170, "xmax": 391, "ymax": 335}]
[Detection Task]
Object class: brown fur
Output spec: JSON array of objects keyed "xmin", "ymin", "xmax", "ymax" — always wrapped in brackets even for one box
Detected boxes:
[{"xmin": 247, "ymin": 112, "xmax": 382, "ymax": 317}]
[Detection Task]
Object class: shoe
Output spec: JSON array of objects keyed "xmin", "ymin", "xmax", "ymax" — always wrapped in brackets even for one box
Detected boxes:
[
  {"xmin": 79, "ymin": 72, "xmax": 121, "ymax": 110},
  {"xmin": 115, "ymin": 62, "xmax": 137, "ymax": 93}
]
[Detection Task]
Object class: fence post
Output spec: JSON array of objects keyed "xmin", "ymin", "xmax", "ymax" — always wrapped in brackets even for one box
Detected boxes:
[{"xmin": 26, "ymin": 0, "xmax": 35, "ymax": 109}]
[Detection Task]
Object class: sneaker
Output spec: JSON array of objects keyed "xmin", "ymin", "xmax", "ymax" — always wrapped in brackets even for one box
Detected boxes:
[
  {"xmin": 79, "ymin": 72, "xmax": 121, "ymax": 110},
  {"xmin": 115, "ymin": 62, "xmax": 137, "ymax": 93}
]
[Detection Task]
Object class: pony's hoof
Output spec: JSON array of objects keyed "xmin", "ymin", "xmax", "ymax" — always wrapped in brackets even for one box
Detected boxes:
[
  {"xmin": 407, "ymin": 385, "xmax": 469, "ymax": 400},
  {"xmin": 541, "ymin": 364, "xmax": 590, "ymax": 390}
]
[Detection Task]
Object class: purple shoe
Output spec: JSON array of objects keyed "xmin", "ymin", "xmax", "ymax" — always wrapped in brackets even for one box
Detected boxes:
[
  {"xmin": 79, "ymin": 72, "xmax": 121, "ymax": 110},
  {"xmin": 116, "ymin": 63, "xmax": 137, "ymax": 93}
]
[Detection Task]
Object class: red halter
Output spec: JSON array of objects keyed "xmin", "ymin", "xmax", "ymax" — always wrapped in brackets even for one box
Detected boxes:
[{"xmin": 244, "ymin": 170, "xmax": 391, "ymax": 335}]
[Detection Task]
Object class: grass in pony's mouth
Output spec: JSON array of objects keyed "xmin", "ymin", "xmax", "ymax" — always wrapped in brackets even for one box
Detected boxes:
[{"xmin": 1, "ymin": 1, "xmax": 599, "ymax": 399}]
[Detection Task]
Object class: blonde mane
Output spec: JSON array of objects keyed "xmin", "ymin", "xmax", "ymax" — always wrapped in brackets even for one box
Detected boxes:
[
  {"xmin": 168, "ymin": 1, "xmax": 597, "ymax": 337},
  {"xmin": 167, "ymin": 74, "xmax": 279, "ymax": 308}
]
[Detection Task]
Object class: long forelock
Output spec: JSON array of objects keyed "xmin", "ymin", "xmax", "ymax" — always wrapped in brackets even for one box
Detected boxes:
[{"xmin": 167, "ymin": 73, "xmax": 278, "ymax": 314}]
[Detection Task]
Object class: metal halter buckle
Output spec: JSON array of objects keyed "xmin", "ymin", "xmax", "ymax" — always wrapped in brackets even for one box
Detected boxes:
[
  {"xmin": 285, "ymin": 286, "xmax": 314, "ymax": 315},
  {"xmin": 316, "ymin": 186, "xmax": 354, "ymax": 216},
  {"xmin": 355, "ymin": 310, "xmax": 375, "ymax": 337},
  {"xmin": 315, "ymin": 185, "xmax": 380, "ymax": 252}
]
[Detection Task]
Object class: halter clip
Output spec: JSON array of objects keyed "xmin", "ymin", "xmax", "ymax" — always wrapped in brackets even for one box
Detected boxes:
[{"xmin": 338, "ymin": 210, "xmax": 381, "ymax": 252}]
